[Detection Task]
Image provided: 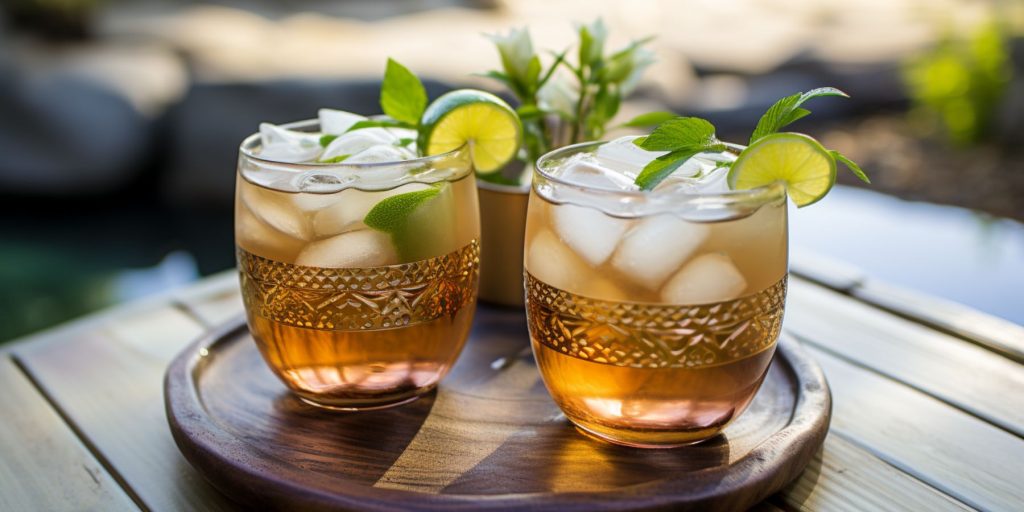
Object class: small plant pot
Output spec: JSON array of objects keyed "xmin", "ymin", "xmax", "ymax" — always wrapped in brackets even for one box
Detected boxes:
[{"xmin": 476, "ymin": 179, "xmax": 531, "ymax": 307}]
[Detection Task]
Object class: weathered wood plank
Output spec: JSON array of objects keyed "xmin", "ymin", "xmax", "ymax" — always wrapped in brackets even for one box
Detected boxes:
[
  {"xmin": 776, "ymin": 433, "xmax": 968, "ymax": 512},
  {"xmin": 0, "ymin": 357, "xmax": 139, "ymax": 511},
  {"xmin": 805, "ymin": 344, "xmax": 1024, "ymax": 511},
  {"xmin": 853, "ymin": 279, "xmax": 1024, "ymax": 363},
  {"xmin": 172, "ymin": 271, "xmax": 242, "ymax": 328},
  {"xmin": 790, "ymin": 252, "xmax": 865, "ymax": 293},
  {"xmin": 787, "ymin": 279, "xmax": 1024, "ymax": 437},
  {"xmin": 791, "ymin": 252, "xmax": 1024, "ymax": 363},
  {"xmin": 14, "ymin": 304, "xmax": 238, "ymax": 511}
]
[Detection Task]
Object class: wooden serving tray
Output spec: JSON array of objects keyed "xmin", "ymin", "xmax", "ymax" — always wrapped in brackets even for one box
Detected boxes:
[{"xmin": 165, "ymin": 307, "xmax": 831, "ymax": 511}]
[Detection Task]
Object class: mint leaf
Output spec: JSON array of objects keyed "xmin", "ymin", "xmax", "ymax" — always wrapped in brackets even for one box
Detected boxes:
[
  {"xmin": 634, "ymin": 149, "xmax": 702, "ymax": 191},
  {"xmin": 319, "ymin": 154, "xmax": 350, "ymax": 164},
  {"xmin": 363, "ymin": 186, "xmax": 440, "ymax": 233},
  {"xmin": 380, "ymin": 58, "xmax": 427, "ymax": 126},
  {"xmin": 319, "ymin": 134, "xmax": 338, "ymax": 147},
  {"xmin": 346, "ymin": 119, "xmax": 411, "ymax": 132},
  {"xmin": 396, "ymin": 138, "xmax": 415, "ymax": 147},
  {"xmin": 830, "ymin": 150, "xmax": 870, "ymax": 184},
  {"xmin": 783, "ymin": 107, "xmax": 812, "ymax": 126},
  {"xmin": 636, "ymin": 117, "xmax": 718, "ymax": 151},
  {"xmin": 621, "ymin": 111, "xmax": 676, "ymax": 128},
  {"xmin": 630, "ymin": 116, "xmax": 727, "ymax": 190},
  {"xmin": 750, "ymin": 87, "xmax": 848, "ymax": 144}
]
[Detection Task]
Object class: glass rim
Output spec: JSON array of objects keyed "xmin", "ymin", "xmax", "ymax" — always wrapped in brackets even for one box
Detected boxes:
[
  {"xmin": 238, "ymin": 118, "xmax": 469, "ymax": 169},
  {"xmin": 533, "ymin": 138, "xmax": 787, "ymax": 206}
]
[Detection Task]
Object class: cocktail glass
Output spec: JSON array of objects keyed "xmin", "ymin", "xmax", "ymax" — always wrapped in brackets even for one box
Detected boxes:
[
  {"xmin": 524, "ymin": 138, "xmax": 787, "ymax": 447},
  {"xmin": 236, "ymin": 120, "xmax": 480, "ymax": 411}
]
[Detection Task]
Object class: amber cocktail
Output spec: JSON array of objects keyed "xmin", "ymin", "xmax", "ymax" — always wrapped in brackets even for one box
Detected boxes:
[
  {"xmin": 525, "ymin": 138, "xmax": 787, "ymax": 447},
  {"xmin": 236, "ymin": 119, "xmax": 480, "ymax": 410}
]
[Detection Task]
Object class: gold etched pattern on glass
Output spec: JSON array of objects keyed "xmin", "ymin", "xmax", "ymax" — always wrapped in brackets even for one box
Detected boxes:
[
  {"xmin": 240, "ymin": 241, "xmax": 479, "ymax": 410},
  {"xmin": 526, "ymin": 272, "xmax": 786, "ymax": 368},
  {"xmin": 527, "ymin": 270, "xmax": 787, "ymax": 447},
  {"xmin": 239, "ymin": 240, "xmax": 479, "ymax": 331}
]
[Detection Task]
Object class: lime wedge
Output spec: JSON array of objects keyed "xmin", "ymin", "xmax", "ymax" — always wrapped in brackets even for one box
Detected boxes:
[
  {"xmin": 418, "ymin": 89, "xmax": 521, "ymax": 174},
  {"xmin": 364, "ymin": 183, "xmax": 457, "ymax": 261},
  {"xmin": 728, "ymin": 132, "xmax": 837, "ymax": 207}
]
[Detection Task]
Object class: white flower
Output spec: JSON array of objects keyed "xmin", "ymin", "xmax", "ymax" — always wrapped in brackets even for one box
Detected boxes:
[
  {"xmin": 537, "ymin": 73, "xmax": 578, "ymax": 118},
  {"xmin": 577, "ymin": 18, "xmax": 608, "ymax": 66},
  {"xmin": 487, "ymin": 27, "xmax": 534, "ymax": 85}
]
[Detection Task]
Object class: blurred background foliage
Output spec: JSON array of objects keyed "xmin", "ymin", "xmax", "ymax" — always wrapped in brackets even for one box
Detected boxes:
[
  {"xmin": 0, "ymin": 0, "xmax": 1022, "ymax": 341},
  {"xmin": 904, "ymin": 16, "xmax": 1012, "ymax": 145}
]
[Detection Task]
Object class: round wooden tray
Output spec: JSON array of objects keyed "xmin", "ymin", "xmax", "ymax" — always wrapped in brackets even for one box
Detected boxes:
[{"xmin": 165, "ymin": 306, "xmax": 831, "ymax": 511}]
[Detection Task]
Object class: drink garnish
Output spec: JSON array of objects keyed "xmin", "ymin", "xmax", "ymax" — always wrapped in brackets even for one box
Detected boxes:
[
  {"xmin": 363, "ymin": 183, "xmax": 456, "ymax": 261},
  {"xmin": 631, "ymin": 87, "xmax": 870, "ymax": 205},
  {"xmin": 418, "ymin": 89, "xmax": 522, "ymax": 174},
  {"xmin": 728, "ymin": 133, "xmax": 835, "ymax": 207}
]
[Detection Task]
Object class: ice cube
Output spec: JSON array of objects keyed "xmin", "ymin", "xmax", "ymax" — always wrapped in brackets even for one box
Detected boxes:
[
  {"xmin": 289, "ymin": 191, "xmax": 341, "ymax": 213},
  {"xmin": 320, "ymin": 128, "xmax": 397, "ymax": 162},
  {"xmin": 652, "ymin": 160, "xmax": 727, "ymax": 195},
  {"xmin": 295, "ymin": 229, "xmax": 398, "ymax": 268},
  {"xmin": 551, "ymin": 203, "xmax": 631, "ymax": 266},
  {"xmin": 236, "ymin": 205, "xmax": 306, "ymax": 262},
  {"xmin": 259, "ymin": 123, "xmax": 322, "ymax": 163},
  {"xmin": 611, "ymin": 215, "xmax": 709, "ymax": 290},
  {"xmin": 661, "ymin": 252, "xmax": 747, "ymax": 304},
  {"xmin": 593, "ymin": 136, "xmax": 666, "ymax": 176},
  {"xmin": 386, "ymin": 127, "xmax": 418, "ymax": 141},
  {"xmin": 313, "ymin": 183, "xmax": 432, "ymax": 238},
  {"xmin": 700, "ymin": 201, "xmax": 787, "ymax": 290},
  {"xmin": 344, "ymin": 144, "xmax": 415, "ymax": 164},
  {"xmin": 318, "ymin": 109, "xmax": 367, "ymax": 135},
  {"xmin": 525, "ymin": 229, "xmax": 589, "ymax": 294},
  {"xmin": 238, "ymin": 181, "xmax": 312, "ymax": 240},
  {"xmin": 560, "ymin": 153, "xmax": 637, "ymax": 190}
]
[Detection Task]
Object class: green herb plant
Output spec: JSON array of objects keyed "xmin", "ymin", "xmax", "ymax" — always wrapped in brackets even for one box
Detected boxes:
[
  {"xmin": 483, "ymin": 20, "xmax": 656, "ymax": 174},
  {"xmin": 903, "ymin": 18, "xmax": 1012, "ymax": 145}
]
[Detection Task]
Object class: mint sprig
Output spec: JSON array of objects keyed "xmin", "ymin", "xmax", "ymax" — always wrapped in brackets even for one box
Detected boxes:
[
  {"xmin": 749, "ymin": 87, "xmax": 868, "ymax": 184},
  {"xmin": 749, "ymin": 87, "xmax": 847, "ymax": 143},
  {"xmin": 633, "ymin": 87, "xmax": 870, "ymax": 191},
  {"xmin": 633, "ymin": 117, "xmax": 726, "ymax": 190},
  {"xmin": 380, "ymin": 58, "xmax": 427, "ymax": 127},
  {"xmin": 830, "ymin": 150, "xmax": 871, "ymax": 184}
]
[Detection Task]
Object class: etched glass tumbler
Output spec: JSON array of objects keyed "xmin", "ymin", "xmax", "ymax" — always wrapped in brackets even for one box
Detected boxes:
[
  {"xmin": 524, "ymin": 140, "xmax": 788, "ymax": 447},
  {"xmin": 236, "ymin": 120, "xmax": 480, "ymax": 411}
]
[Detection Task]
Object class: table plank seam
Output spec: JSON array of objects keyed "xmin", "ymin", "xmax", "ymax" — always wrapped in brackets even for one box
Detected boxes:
[
  {"xmin": 786, "ymin": 330, "xmax": 1024, "ymax": 441},
  {"xmin": 824, "ymin": 429, "xmax": 981, "ymax": 512},
  {"xmin": 170, "ymin": 299, "xmax": 218, "ymax": 331},
  {"xmin": 791, "ymin": 271, "xmax": 1024, "ymax": 365},
  {"xmin": 10, "ymin": 354, "xmax": 151, "ymax": 512}
]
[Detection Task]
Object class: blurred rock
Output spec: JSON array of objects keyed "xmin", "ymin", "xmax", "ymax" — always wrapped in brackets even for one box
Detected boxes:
[{"xmin": 0, "ymin": 42, "xmax": 186, "ymax": 194}]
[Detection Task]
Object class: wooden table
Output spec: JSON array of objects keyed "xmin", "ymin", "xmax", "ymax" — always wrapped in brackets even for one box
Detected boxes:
[{"xmin": 2, "ymin": 258, "xmax": 1023, "ymax": 511}]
